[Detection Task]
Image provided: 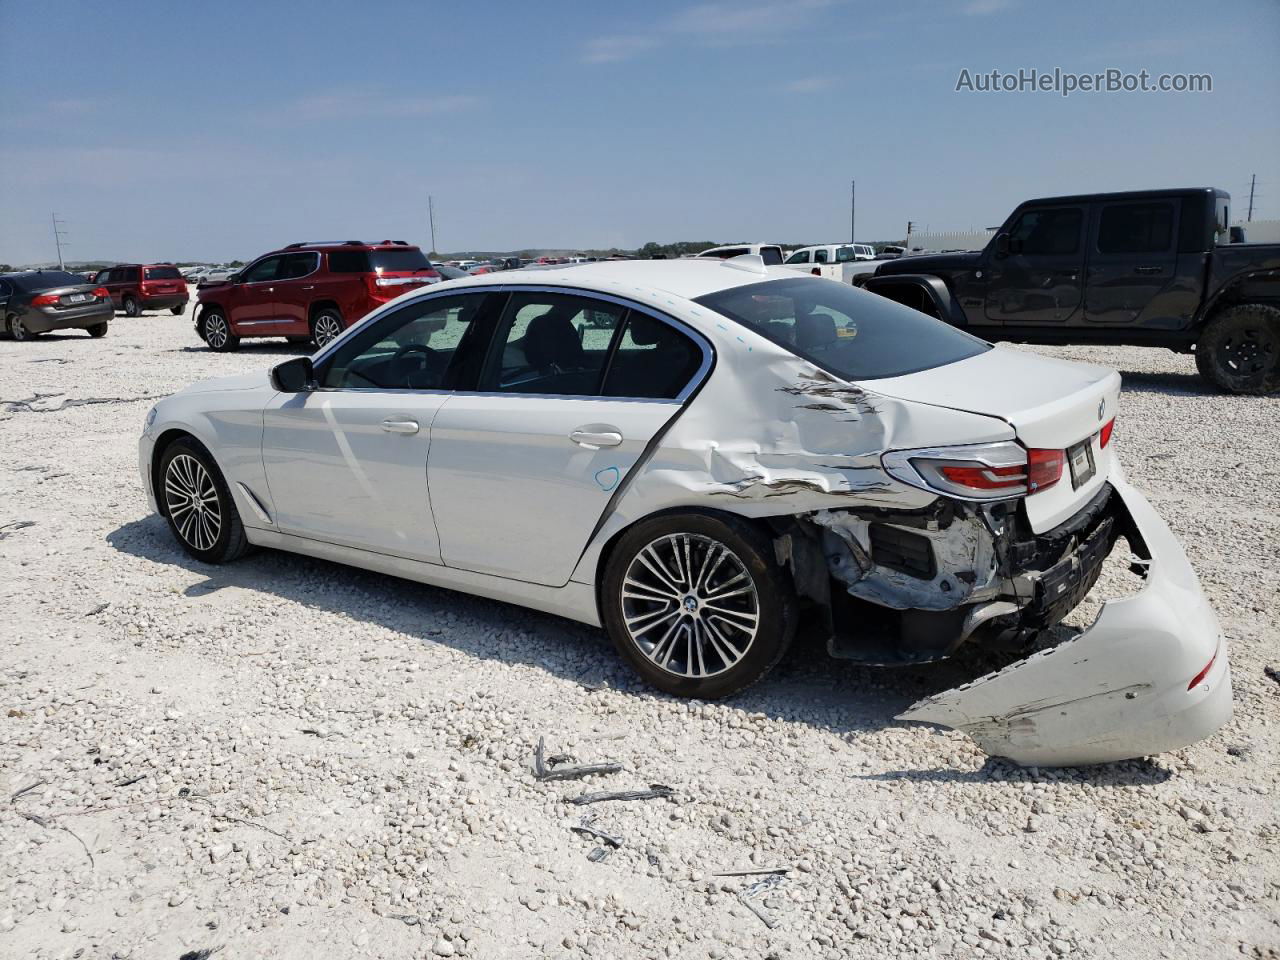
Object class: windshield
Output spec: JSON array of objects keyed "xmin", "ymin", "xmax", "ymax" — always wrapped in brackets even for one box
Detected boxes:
[
  {"xmin": 695, "ymin": 277, "xmax": 990, "ymax": 380},
  {"xmin": 144, "ymin": 266, "xmax": 183, "ymax": 280}
]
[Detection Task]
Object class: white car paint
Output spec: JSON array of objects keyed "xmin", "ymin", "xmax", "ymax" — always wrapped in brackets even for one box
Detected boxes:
[{"xmin": 140, "ymin": 258, "xmax": 1231, "ymax": 766}]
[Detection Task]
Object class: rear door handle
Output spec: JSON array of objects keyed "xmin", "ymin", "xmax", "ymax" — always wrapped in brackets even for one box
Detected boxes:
[
  {"xmin": 381, "ymin": 418, "xmax": 420, "ymax": 434},
  {"xmin": 1133, "ymin": 266, "xmax": 1163, "ymax": 275},
  {"xmin": 570, "ymin": 429, "xmax": 623, "ymax": 448},
  {"xmin": 301, "ymin": 285, "xmax": 315, "ymax": 290}
]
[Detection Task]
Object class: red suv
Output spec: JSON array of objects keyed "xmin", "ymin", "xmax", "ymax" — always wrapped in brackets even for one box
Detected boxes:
[
  {"xmin": 194, "ymin": 241, "xmax": 439, "ymax": 351},
  {"xmin": 95, "ymin": 264, "xmax": 189, "ymax": 316}
]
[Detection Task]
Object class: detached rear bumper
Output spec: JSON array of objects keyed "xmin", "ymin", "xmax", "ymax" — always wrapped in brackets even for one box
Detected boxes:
[{"xmin": 899, "ymin": 474, "xmax": 1232, "ymax": 766}]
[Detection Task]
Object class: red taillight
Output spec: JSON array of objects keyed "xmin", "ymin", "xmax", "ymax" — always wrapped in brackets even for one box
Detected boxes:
[
  {"xmin": 1099, "ymin": 418, "xmax": 1115, "ymax": 448},
  {"xmin": 939, "ymin": 463, "xmax": 1026, "ymax": 491},
  {"xmin": 1187, "ymin": 647, "xmax": 1218, "ymax": 690},
  {"xmin": 93, "ymin": 286, "xmax": 109, "ymax": 298},
  {"xmin": 1026, "ymin": 448, "xmax": 1064, "ymax": 493},
  {"xmin": 31, "ymin": 293, "xmax": 60, "ymax": 306}
]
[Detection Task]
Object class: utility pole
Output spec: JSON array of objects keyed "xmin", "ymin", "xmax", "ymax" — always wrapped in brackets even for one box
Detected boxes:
[
  {"xmin": 850, "ymin": 180, "xmax": 856, "ymax": 244},
  {"xmin": 1247, "ymin": 174, "xmax": 1256, "ymax": 222},
  {"xmin": 51, "ymin": 212, "xmax": 69, "ymax": 270},
  {"xmin": 428, "ymin": 196, "xmax": 437, "ymax": 255}
]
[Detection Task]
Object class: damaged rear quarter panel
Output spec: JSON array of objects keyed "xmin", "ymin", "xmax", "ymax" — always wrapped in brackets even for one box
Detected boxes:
[{"xmin": 570, "ymin": 303, "xmax": 1014, "ymax": 584}]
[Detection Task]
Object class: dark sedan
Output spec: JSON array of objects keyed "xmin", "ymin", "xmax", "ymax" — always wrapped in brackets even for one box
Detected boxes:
[{"xmin": 1, "ymin": 271, "xmax": 114, "ymax": 341}]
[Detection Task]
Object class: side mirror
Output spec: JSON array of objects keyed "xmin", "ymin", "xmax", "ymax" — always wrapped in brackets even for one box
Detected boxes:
[
  {"xmin": 271, "ymin": 356, "xmax": 315, "ymax": 393},
  {"xmin": 994, "ymin": 233, "xmax": 1011, "ymax": 257}
]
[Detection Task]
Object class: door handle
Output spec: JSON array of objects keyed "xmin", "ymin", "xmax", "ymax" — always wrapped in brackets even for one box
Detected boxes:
[
  {"xmin": 381, "ymin": 418, "xmax": 420, "ymax": 434},
  {"xmin": 265, "ymin": 286, "xmax": 274, "ymax": 292},
  {"xmin": 570, "ymin": 429, "xmax": 623, "ymax": 448},
  {"xmin": 1133, "ymin": 266, "xmax": 1163, "ymax": 275},
  {"xmin": 301, "ymin": 285, "xmax": 315, "ymax": 290}
]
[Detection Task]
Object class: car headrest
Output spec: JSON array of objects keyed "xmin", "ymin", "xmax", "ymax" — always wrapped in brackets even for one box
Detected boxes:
[
  {"xmin": 795, "ymin": 312, "xmax": 837, "ymax": 350},
  {"xmin": 524, "ymin": 311, "xmax": 584, "ymax": 369}
]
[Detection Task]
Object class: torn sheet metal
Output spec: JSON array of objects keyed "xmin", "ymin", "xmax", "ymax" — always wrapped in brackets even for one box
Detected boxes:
[{"xmin": 898, "ymin": 474, "xmax": 1233, "ymax": 766}]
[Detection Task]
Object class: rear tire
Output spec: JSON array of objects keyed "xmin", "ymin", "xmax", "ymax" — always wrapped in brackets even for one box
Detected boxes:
[
  {"xmin": 199, "ymin": 308, "xmax": 240, "ymax": 352},
  {"xmin": 157, "ymin": 437, "xmax": 250, "ymax": 564},
  {"xmin": 601, "ymin": 511, "xmax": 797, "ymax": 700},
  {"xmin": 170, "ymin": 304, "xmax": 185, "ymax": 316},
  {"xmin": 310, "ymin": 308, "xmax": 344, "ymax": 348},
  {"xmin": 87, "ymin": 322, "xmax": 108, "ymax": 338},
  {"xmin": 8, "ymin": 315, "xmax": 38, "ymax": 341},
  {"xmin": 1195, "ymin": 304, "xmax": 1280, "ymax": 395},
  {"xmin": 123, "ymin": 296, "xmax": 141, "ymax": 318}
]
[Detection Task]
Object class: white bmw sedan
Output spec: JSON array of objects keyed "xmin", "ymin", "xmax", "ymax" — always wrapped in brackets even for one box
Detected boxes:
[{"xmin": 140, "ymin": 258, "xmax": 1231, "ymax": 766}]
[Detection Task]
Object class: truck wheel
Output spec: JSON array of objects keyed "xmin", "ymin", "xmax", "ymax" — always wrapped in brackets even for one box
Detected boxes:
[
  {"xmin": 200, "ymin": 308, "xmax": 240, "ymax": 352},
  {"xmin": 1195, "ymin": 304, "xmax": 1280, "ymax": 395},
  {"xmin": 601, "ymin": 511, "xmax": 798, "ymax": 700},
  {"xmin": 123, "ymin": 296, "xmax": 141, "ymax": 317}
]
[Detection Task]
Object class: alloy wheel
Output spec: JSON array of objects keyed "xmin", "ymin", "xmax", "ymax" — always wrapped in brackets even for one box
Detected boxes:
[
  {"xmin": 164, "ymin": 453, "xmax": 222, "ymax": 551},
  {"xmin": 620, "ymin": 533, "xmax": 760, "ymax": 678},
  {"xmin": 10, "ymin": 316, "xmax": 27, "ymax": 340},
  {"xmin": 313, "ymin": 314, "xmax": 342, "ymax": 347},
  {"xmin": 205, "ymin": 314, "xmax": 228, "ymax": 349}
]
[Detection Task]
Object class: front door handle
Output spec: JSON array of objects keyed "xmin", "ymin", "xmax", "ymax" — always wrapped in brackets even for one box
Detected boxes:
[
  {"xmin": 1133, "ymin": 266, "xmax": 1163, "ymax": 275},
  {"xmin": 300, "ymin": 285, "xmax": 315, "ymax": 290},
  {"xmin": 381, "ymin": 418, "xmax": 420, "ymax": 435},
  {"xmin": 570, "ymin": 429, "xmax": 623, "ymax": 448}
]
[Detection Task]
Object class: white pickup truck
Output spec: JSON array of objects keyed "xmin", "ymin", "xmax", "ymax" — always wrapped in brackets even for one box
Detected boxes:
[{"xmin": 780, "ymin": 243, "xmax": 881, "ymax": 283}]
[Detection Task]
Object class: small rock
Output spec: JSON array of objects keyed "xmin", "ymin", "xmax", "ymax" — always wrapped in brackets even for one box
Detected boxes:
[{"xmin": 433, "ymin": 937, "xmax": 455, "ymax": 957}]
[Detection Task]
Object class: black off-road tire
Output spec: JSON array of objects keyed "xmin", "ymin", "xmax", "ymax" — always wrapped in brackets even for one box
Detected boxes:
[
  {"xmin": 123, "ymin": 296, "xmax": 141, "ymax": 317},
  {"xmin": 601, "ymin": 510, "xmax": 798, "ymax": 700},
  {"xmin": 156, "ymin": 436, "xmax": 251, "ymax": 564},
  {"xmin": 1194, "ymin": 304, "xmax": 1280, "ymax": 395},
  {"xmin": 87, "ymin": 322, "xmax": 108, "ymax": 338},
  {"xmin": 199, "ymin": 308, "xmax": 240, "ymax": 352}
]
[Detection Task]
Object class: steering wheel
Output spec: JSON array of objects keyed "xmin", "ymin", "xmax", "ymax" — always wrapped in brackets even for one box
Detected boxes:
[{"xmin": 388, "ymin": 343, "xmax": 437, "ymax": 388}]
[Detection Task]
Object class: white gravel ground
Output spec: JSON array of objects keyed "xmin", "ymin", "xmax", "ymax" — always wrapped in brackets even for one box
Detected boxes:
[{"xmin": 1, "ymin": 299, "xmax": 1277, "ymax": 960}]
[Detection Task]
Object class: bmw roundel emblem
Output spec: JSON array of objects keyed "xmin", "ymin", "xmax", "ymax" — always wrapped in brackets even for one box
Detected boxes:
[{"xmin": 1098, "ymin": 399, "xmax": 1105, "ymax": 421}]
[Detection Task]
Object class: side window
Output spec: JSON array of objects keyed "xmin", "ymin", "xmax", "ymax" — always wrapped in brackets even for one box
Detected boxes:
[
  {"xmin": 1009, "ymin": 207, "xmax": 1083, "ymax": 256},
  {"xmin": 326, "ymin": 250, "xmax": 371, "ymax": 273},
  {"xmin": 241, "ymin": 256, "xmax": 282, "ymax": 283},
  {"xmin": 127, "ymin": 267, "xmax": 141, "ymax": 282},
  {"xmin": 480, "ymin": 293, "xmax": 624, "ymax": 396},
  {"xmin": 835, "ymin": 247, "xmax": 855, "ymax": 262},
  {"xmin": 279, "ymin": 253, "xmax": 319, "ymax": 280},
  {"xmin": 601, "ymin": 313, "xmax": 703, "ymax": 400},
  {"xmin": 760, "ymin": 247, "xmax": 783, "ymax": 265},
  {"xmin": 813, "ymin": 248, "xmax": 830, "ymax": 264},
  {"xmin": 320, "ymin": 294, "xmax": 497, "ymax": 390},
  {"xmin": 1097, "ymin": 203, "xmax": 1174, "ymax": 254},
  {"xmin": 785, "ymin": 251, "xmax": 810, "ymax": 264}
]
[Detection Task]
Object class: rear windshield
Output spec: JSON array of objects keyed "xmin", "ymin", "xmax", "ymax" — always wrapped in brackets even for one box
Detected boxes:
[
  {"xmin": 144, "ymin": 266, "xmax": 183, "ymax": 280},
  {"xmin": 327, "ymin": 248, "xmax": 432, "ymax": 273},
  {"xmin": 13, "ymin": 271, "xmax": 82, "ymax": 290},
  {"xmin": 695, "ymin": 277, "xmax": 990, "ymax": 380}
]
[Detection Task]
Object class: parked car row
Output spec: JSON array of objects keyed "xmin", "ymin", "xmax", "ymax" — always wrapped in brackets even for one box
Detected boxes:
[{"xmin": 0, "ymin": 270, "xmax": 114, "ymax": 340}]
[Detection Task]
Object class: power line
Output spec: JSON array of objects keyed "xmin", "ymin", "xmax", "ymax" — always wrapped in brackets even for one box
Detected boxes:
[{"xmin": 51, "ymin": 213, "xmax": 69, "ymax": 270}]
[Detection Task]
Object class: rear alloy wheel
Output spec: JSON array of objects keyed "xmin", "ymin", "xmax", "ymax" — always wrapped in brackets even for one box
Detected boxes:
[
  {"xmin": 602, "ymin": 512, "xmax": 797, "ymax": 699},
  {"xmin": 8, "ymin": 315, "xmax": 38, "ymax": 341},
  {"xmin": 1195, "ymin": 304, "xmax": 1280, "ymax": 395},
  {"xmin": 310, "ymin": 309, "xmax": 344, "ymax": 348},
  {"xmin": 158, "ymin": 438, "xmax": 249, "ymax": 564},
  {"xmin": 200, "ymin": 308, "xmax": 239, "ymax": 352},
  {"xmin": 123, "ymin": 296, "xmax": 141, "ymax": 318},
  {"xmin": 87, "ymin": 322, "xmax": 108, "ymax": 338}
]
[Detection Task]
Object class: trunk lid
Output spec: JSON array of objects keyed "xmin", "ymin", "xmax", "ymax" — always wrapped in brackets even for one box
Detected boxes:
[{"xmin": 869, "ymin": 345, "xmax": 1121, "ymax": 532}]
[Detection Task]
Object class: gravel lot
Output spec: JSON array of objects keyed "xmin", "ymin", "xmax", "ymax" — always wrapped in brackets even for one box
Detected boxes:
[{"xmin": 2, "ymin": 298, "xmax": 1277, "ymax": 960}]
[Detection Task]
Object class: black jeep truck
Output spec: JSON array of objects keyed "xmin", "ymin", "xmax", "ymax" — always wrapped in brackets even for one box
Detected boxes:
[{"xmin": 858, "ymin": 188, "xmax": 1280, "ymax": 394}]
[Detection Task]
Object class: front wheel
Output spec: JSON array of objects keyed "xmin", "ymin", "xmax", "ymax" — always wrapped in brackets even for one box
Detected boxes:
[
  {"xmin": 157, "ymin": 437, "xmax": 250, "ymax": 564},
  {"xmin": 601, "ymin": 511, "xmax": 797, "ymax": 699},
  {"xmin": 200, "ymin": 308, "xmax": 239, "ymax": 352},
  {"xmin": 1195, "ymin": 304, "xmax": 1280, "ymax": 395}
]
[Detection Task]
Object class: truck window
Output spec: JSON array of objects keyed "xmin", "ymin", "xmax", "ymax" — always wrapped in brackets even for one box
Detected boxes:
[
  {"xmin": 760, "ymin": 247, "xmax": 783, "ymax": 265},
  {"xmin": 1009, "ymin": 208, "xmax": 1083, "ymax": 255},
  {"xmin": 786, "ymin": 251, "xmax": 810, "ymax": 264},
  {"xmin": 814, "ymin": 249, "xmax": 829, "ymax": 263},
  {"xmin": 835, "ymin": 247, "xmax": 855, "ymax": 262},
  {"xmin": 1097, "ymin": 203, "xmax": 1174, "ymax": 254}
]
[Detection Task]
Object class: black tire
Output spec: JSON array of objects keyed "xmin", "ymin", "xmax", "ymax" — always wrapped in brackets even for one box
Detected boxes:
[
  {"xmin": 1194, "ymin": 304, "xmax": 1280, "ymax": 395},
  {"xmin": 310, "ymin": 308, "xmax": 344, "ymax": 348},
  {"xmin": 601, "ymin": 510, "xmax": 798, "ymax": 699},
  {"xmin": 156, "ymin": 437, "xmax": 250, "ymax": 564},
  {"xmin": 170, "ymin": 304, "xmax": 185, "ymax": 316},
  {"xmin": 7, "ymin": 314, "xmax": 38, "ymax": 341},
  {"xmin": 123, "ymin": 296, "xmax": 141, "ymax": 318},
  {"xmin": 87, "ymin": 322, "xmax": 108, "ymax": 338},
  {"xmin": 199, "ymin": 308, "xmax": 240, "ymax": 352}
]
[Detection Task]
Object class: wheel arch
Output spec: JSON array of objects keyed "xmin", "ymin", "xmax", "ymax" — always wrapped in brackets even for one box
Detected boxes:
[{"xmin": 309, "ymin": 299, "xmax": 342, "ymax": 322}]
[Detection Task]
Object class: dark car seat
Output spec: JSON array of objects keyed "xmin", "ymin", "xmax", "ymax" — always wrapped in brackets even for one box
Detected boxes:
[{"xmin": 524, "ymin": 310, "xmax": 585, "ymax": 371}]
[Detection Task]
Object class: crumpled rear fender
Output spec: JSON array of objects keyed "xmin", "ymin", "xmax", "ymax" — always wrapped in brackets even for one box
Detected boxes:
[{"xmin": 898, "ymin": 470, "xmax": 1232, "ymax": 766}]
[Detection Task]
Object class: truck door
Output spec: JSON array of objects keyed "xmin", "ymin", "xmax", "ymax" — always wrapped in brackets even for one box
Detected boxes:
[
  {"xmin": 1083, "ymin": 199, "xmax": 1179, "ymax": 324},
  {"xmin": 984, "ymin": 205, "xmax": 1085, "ymax": 324}
]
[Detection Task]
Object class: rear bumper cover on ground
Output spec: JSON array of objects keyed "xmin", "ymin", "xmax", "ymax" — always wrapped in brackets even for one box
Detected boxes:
[{"xmin": 898, "ymin": 474, "xmax": 1232, "ymax": 766}]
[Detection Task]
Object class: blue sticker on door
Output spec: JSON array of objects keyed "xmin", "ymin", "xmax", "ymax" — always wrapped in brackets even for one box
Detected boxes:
[{"xmin": 594, "ymin": 466, "xmax": 621, "ymax": 492}]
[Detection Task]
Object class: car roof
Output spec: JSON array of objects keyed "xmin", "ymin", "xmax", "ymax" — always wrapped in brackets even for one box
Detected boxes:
[
  {"xmin": 437, "ymin": 257, "xmax": 800, "ymax": 302},
  {"xmin": 1023, "ymin": 186, "xmax": 1226, "ymax": 205}
]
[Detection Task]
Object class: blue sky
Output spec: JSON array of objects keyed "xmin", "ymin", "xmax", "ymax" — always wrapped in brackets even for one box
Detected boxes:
[{"xmin": 2, "ymin": 0, "xmax": 1277, "ymax": 264}]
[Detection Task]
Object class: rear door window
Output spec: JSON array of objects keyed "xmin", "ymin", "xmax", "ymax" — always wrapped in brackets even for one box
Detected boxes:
[
  {"xmin": 813, "ymin": 248, "xmax": 829, "ymax": 264},
  {"xmin": 480, "ymin": 293, "xmax": 625, "ymax": 396},
  {"xmin": 696, "ymin": 277, "xmax": 989, "ymax": 380},
  {"xmin": 278, "ymin": 253, "xmax": 320, "ymax": 280},
  {"xmin": 1096, "ymin": 202, "xmax": 1175, "ymax": 254},
  {"xmin": 600, "ymin": 313, "xmax": 703, "ymax": 400}
]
